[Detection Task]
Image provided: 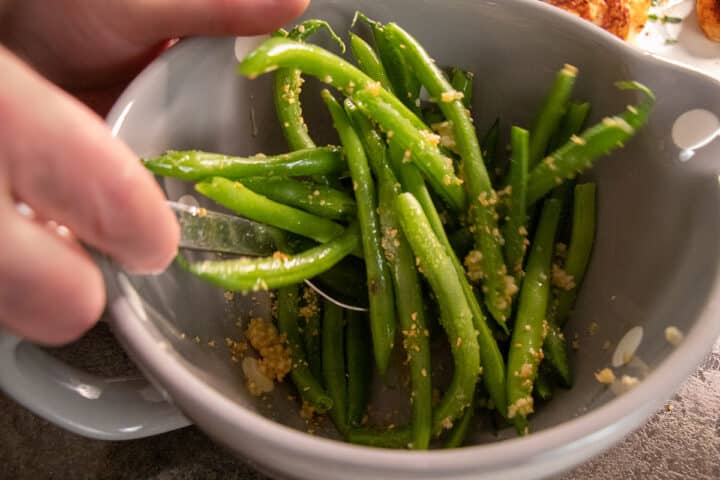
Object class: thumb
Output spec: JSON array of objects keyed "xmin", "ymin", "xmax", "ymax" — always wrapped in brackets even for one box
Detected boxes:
[{"xmin": 124, "ymin": 0, "xmax": 311, "ymax": 40}]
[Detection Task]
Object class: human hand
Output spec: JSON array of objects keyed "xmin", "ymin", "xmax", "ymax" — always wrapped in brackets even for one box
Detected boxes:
[{"xmin": 0, "ymin": 0, "xmax": 309, "ymax": 345}]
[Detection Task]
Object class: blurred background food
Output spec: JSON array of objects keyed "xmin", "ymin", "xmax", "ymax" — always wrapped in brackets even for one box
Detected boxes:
[
  {"xmin": 547, "ymin": 0, "xmax": 720, "ymax": 43},
  {"xmin": 696, "ymin": 0, "xmax": 720, "ymax": 41}
]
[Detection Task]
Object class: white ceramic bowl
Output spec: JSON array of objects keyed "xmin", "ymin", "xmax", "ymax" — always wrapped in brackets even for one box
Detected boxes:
[{"xmin": 4, "ymin": 1, "xmax": 720, "ymax": 479}]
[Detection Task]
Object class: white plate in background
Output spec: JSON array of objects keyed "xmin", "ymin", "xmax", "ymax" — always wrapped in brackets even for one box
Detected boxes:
[{"xmin": 633, "ymin": 0, "xmax": 720, "ymax": 79}]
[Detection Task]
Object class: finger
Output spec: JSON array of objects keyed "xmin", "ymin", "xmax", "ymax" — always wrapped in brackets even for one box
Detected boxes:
[
  {"xmin": 0, "ymin": 46, "xmax": 179, "ymax": 273},
  {"xmin": 1, "ymin": 0, "xmax": 309, "ymax": 93},
  {"xmin": 0, "ymin": 208, "xmax": 105, "ymax": 345},
  {"xmin": 122, "ymin": 0, "xmax": 311, "ymax": 39}
]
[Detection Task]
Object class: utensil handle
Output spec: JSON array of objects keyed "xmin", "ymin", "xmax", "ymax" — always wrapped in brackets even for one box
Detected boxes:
[{"xmin": 0, "ymin": 329, "xmax": 190, "ymax": 440}]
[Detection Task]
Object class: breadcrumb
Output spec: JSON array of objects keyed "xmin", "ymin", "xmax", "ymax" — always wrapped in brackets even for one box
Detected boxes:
[
  {"xmin": 440, "ymin": 90, "xmax": 464, "ymax": 103},
  {"xmin": 664, "ymin": 326, "xmax": 684, "ymax": 346},
  {"xmin": 464, "ymin": 249, "xmax": 484, "ymax": 281},
  {"xmin": 551, "ymin": 264, "xmax": 576, "ymax": 291},
  {"xmin": 594, "ymin": 368, "xmax": 616, "ymax": 384},
  {"xmin": 587, "ymin": 322, "xmax": 599, "ymax": 336},
  {"xmin": 507, "ymin": 396, "xmax": 534, "ymax": 419},
  {"xmin": 620, "ymin": 374, "xmax": 639, "ymax": 388},
  {"xmin": 420, "ymin": 129, "xmax": 441, "ymax": 147},
  {"xmin": 430, "ymin": 121, "xmax": 457, "ymax": 151},
  {"xmin": 365, "ymin": 81, "xmax": 382, "ymax": 96}
]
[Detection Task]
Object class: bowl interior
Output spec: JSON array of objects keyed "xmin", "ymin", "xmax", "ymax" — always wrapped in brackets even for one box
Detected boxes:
[{"xmin": 108, "ymin": 0, "xmax": 720, "ymax": 446}]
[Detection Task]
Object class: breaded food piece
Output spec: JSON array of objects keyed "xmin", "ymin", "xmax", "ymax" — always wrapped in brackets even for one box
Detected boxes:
[
  {"xmin": 697, "ymin": 0, "xmax": 720, "ymax": 42},
  {"xmin": 548, "ymin": 0, "xmax": 650, "ymax": 40}
]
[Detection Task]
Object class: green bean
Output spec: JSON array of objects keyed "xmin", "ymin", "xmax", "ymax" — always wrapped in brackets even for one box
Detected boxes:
[
  {"xmin": 526, "ymin": 82, "xmax": 654, "ymax": 205},
  {"xmin": 539, "ymin": 117, "xmax": 593, "ymax": 385},
  {"xmin": 353, "ymin": 12, "xmax": 422, "ymax": 115},
  {"xmin": 502, "ymin": 127, "xmax": 530, "ymax": 280},
  {"xmin": 346, "ymin": 101, "xmax": 432, "ymax": 449},
  {"xmin": 389, "ymin": 142, "xmax": 508, "ymax": 419},
  {"xmin": 443, "ymin": 403, "xmax": 474, "ymax": 448},
  {"xmin": 322, "ymin": 90, "xmax": 396, "ymax": 375},
  {"xmin": 277, "ymin": 284, "xmax": 333, "ymax": 412},
  {"xmin": 481, "ymin": 118, "xmax": 500, "ymax": 178},
  {"xmin": 196, "ymin": 177, "xmax": 345, "ymax": 244},
  {"xmin": 238, "ymin": 37, "xmax": 426, "ymax": 131},
  {"xmin": 274, "ymin": 20, "xmax": 345, "ymax": 152},
  {"xmin": 346, "ymin": 310, "xmax": 372, "ymax": 427},
  {"xmin": 352, "ymin": 89, "xmax": 466, "ymax": 211},
  {"xmin": 237, "ymin": 37, "xmax": 466, "ymax": 210},
  {"xmin": 388, "ymin": 142, "xmax": 447, "ymax": 240},
  {"xmin": 549, "ymin": 102, "xmax": 591, "ymax": 151},
  {"xmin": 143, "ymin": 146, "xmax": 344, "ymax": 181},
  {"xmin": 384, "ymin": 22, "xmax": 514, "ymax": 329},
  {"xmin": 301, "ymin": 288, "xmax": 323, "ymax": 384},
  {"xmin": 457, "ymin": 280, "xmax": 508, "ymax": 419},
  {"xmin": 322, "ymin": 300, "xmax": 348, "ymax": 434},
  {"xmin": 545, "ymin": 101, "xmax": 591, "ymax": 207},
  {"xmin": 542, "ymin": 322, "xmax": 571, "ymax": 387},
  {"xmin": 450, "ymin": 67, "xmax": 474, "ymax": 109},
  {"xmin": 550, "ymin": 183, "xmax": 597, "ymax": 327},
  {"xmin": 395, "ymin": 193, "xmax": 480, "ymax": 436},
  {"xmin": 506, "ymin": 198, "xmax": 562, "ymax": 423},
  {"xmin": 349, "ymin": 32, "xmax": 393, "ymax": 92},
  {"xmin": 240, "ymin": 177, "xmax": 356, "ymax": 221},
  {"xmin": 346, "ymin": 426, "xmax": 412, "ymax": 449},
  {"xmin": 545, "ymin": 101, "xmax": 591, "ymax": 230},
  {"xmin": 528, "ymin": 64, "xmax": 578, "ymax": 168},
  {"xmin": 176, "ymin": 223, "xmax": 360, "ymax": 292}
]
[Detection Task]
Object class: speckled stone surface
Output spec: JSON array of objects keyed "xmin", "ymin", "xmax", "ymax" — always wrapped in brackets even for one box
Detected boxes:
[{"xmin": 1, "ymin": 324, "xmax": 718, "ymax": 479}]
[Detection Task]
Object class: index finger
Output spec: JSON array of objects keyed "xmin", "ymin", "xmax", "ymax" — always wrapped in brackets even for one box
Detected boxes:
[{"xmin": 1, "ymin": 46, "xmax": 179, "ymax": 273}]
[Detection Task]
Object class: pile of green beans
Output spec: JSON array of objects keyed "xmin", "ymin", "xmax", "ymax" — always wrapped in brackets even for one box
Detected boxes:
[{"xmin": 143, "ymin": 15, "xmax": 654, "ymax": 449}]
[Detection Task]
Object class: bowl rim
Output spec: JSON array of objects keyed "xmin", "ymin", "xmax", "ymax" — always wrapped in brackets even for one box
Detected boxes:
[{"xmin": 107, "ymin": 0, "xmax": 720, "ymax": 474}]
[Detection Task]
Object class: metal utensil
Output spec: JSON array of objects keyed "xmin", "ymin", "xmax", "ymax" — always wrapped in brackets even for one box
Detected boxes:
[{"xmin": 170, "ymin": 201, "xmax": 368, "ymax": 312}]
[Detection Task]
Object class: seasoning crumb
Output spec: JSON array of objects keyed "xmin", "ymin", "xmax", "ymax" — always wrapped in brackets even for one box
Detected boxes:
[
  {"xmin": 620, "ymin": 374, "xmax": 639, "ymax": 389},
  {"xmin": 300, "ymin": 401, "xmax": 316, "ymax": 420},
  {"xmin": 464, "ymin": 249, "xmax": 484, "ymax": 282},
  {"xmin": 440, "ymin": 90, "xmax": 464, "ymax": 103},
  {"xmin": 420, "ymin": 129, "xmax": 441, "ymax": 146},
  {"xmin": 570, "ymin": 134, "xmax": 586, "ymax": 145},
  {"xmin": 587, "ymin": 322, "xmax": 599, "ymax": 336},
  {"xmin": 519, "ymin": 363, "xmax": 533, "ymax": 378},
  {"xmin": 244, "ymin": 317, "xmax": 292, "ymax": 392},
  {"xmin": 507, "ymin": 396, "xmax": 534, "ymax": 419},
  {"xmin": 594, "ymin": 368, "xmax": 616, "ymax": 385},
  {"xmin": 664, "ymin": 326, "xmax": 684, "ymax": 346},
  {"xmin": 602, "ymin": 340, "xmax": 612, "ymax": 351},
  {"xmin": 551, "ymin": 264, "xmax": 576, "ymax": 291},
  {"xmin": 365, "ymin": 81, "xmax": 382, "ymax": 96}
]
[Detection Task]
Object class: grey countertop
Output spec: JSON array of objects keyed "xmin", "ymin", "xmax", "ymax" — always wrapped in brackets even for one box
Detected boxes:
[{"xmin": 1, "ymin": 324, "xmax": 719, "ymax": 480}]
